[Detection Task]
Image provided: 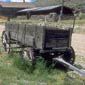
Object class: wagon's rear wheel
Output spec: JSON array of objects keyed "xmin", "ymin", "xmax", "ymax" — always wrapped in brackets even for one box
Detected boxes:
[
  {"xmin": 20, "ymin": 48, "xmax": 36, "ymax": 66},
  {"xmin": 63, "ymin": 46, "xmax": 75, "ymax": 65},
  {"xmin": 2, "ymin": 31, "xmax": 11, "ymax": 53}
]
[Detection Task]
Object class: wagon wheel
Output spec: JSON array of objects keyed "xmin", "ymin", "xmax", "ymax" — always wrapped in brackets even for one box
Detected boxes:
[
  {"xmin": 20, "ymin": 48, "xmax": 35, "ymax": 65},
  {"xmin": 63, "ymin": 46, "xmax": 75, "ymax": 65},
  {"xmin": 2, "ymin": 31, "xmax": 11, "ymax": 53}
]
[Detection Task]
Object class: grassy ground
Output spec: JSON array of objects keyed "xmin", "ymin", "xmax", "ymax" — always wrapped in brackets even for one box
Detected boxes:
[
  {"xmin": 0, "ymin": 51, "xmax": 85, "ymax": 85},
  {"xmin": 0, "ymin": 19, "xmax": 7, "ymax": 25},
  {"xmin": 7, "ymin": 19, "xmax": 85, "ymax": 34},
  {"xmin": 0, "ymin": 18, "xmax": 85, "ymax": 34}
]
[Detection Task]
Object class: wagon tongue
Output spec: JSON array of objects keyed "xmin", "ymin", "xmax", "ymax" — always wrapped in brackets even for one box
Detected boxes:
[{"xmin": 53, "ymin": 57, "xmax": 85, "ymax": 77}]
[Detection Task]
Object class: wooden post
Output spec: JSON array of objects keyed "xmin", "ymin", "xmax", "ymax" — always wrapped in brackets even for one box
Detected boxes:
[
  {"xmin": 58, "ymin": 0, "xmax": 64, "ymax": 22},
  {"xmin": 23, "ymin": 0, "xmax": 25, "ymax": 3}
]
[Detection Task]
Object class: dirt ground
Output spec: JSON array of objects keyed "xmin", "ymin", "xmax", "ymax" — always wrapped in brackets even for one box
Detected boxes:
[
  {"xmin": 0, "ymin": 25, "xmax": 5, "ymax": 34},
  {"xmin": 72, "ymin": 34, "xmax": 85, "ymax": 57}
]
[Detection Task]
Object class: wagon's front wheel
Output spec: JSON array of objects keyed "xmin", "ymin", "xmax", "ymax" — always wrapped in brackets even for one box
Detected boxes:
[
  {"xmin": 63, "ymin": 46, "xmax": 75, "ymax": 65},
  {"xmin": 2, "ymin": 31, "xmax": 11, "ymax": 53},
  {"xmin": 20, "ymin": 48, "xmax": 36, "ymax": 65}
]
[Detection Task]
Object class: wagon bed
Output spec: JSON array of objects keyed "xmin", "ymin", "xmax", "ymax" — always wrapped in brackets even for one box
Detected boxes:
[{"xmin": 5, "ymin": 21, "xmax": 72, "ymax": 51}]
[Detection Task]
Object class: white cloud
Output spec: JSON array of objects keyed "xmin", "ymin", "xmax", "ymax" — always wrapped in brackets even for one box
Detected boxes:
[
  {"xmin": 25, "ymin": 0, "xmax": 32, "ymax": 2},
  {"xmin": 0, "ymin": 0, "xmax": 36, "ymax": 2},
  {"xmin": 11, "ymin": 0, "xmax": 34, "ymax": 2},
  {"xmin": 11, "ymin": 0, "xmax": 23, "ymax": 2},
  {"xmin": 0, "ymin": 0, "xmax": 10, "ymax": 2}
]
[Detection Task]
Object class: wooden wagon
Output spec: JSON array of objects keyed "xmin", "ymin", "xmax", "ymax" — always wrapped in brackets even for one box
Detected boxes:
[{"xmin": 2, "ymin": 5, "xmax": 75, "ymax": 67}]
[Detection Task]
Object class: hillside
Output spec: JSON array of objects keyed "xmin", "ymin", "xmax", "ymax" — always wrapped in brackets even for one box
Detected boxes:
[{"xmin": 34, "ymin": 0, "xmax": 85, "ymax": 8}]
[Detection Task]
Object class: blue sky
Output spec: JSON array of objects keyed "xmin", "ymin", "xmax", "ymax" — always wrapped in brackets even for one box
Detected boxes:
[{"xmin": 0, "ymin": 0, "xmax": 36, "ymax": 2}]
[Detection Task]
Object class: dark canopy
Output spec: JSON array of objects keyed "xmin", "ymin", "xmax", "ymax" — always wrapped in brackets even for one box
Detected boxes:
[
  {"xmin": 0, "ymin": 2, "xmax": 35, "ymax": 18},
  {"xmin": 16, "ymin": 5, "xmax": 74, "ymax": 16}
]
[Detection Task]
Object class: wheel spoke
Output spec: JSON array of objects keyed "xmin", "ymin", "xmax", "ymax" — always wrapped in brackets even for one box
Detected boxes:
[
  {"xmin": 20, "ymin": 48, "xmax": 35, "ymax": 63},
  {"xmin": 2, "ymin": 31, "xmax": 10, "ymax": 53}
]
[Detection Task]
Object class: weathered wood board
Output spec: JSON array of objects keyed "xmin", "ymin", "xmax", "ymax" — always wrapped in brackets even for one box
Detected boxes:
[{"xmin": 5, "ymin": 21, "xmax": 71, "ymax": 49}]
